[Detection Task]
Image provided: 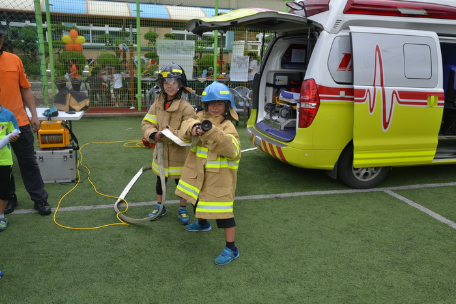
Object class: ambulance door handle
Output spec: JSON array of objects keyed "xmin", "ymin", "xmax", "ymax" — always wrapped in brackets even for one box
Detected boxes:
[{"xmin": 427, "ymin": 95, "xmax": 438, "ymax": 107}]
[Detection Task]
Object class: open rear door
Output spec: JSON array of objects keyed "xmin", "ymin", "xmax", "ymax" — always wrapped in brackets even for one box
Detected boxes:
[
  {"xmin": 186, "ymin": 8, "xmax": 319, "ymax": 35},
  {"xmin": 350, "ymin": 26, "xmax": 444, "ymax": 167}
]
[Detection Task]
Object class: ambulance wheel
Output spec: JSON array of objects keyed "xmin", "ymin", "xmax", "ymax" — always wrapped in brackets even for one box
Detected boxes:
[{"xmin": 337, "ymin": 144, "xmax": 390, "ymax": 189}]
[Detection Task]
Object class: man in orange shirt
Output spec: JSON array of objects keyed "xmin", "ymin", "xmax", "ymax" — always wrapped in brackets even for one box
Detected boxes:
[{"xmin": 0, "ymin": 24, "xmax": 51, "ymax": 215}]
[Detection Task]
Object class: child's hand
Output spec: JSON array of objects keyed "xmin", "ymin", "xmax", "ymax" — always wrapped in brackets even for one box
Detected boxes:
[
  {"xmin": 9, "ymin": 134, "xmax": 19, "ymax": 143},
  {"xmin": 192, "ymin": 125, "xmax": 205, "ymax": 136},
  {"xmin": 154, "ymin": 131, "xmax": 164, "ymax": 142},
  {"xmin": 191, "ymin": 125, "xmax": 199, "ymax": 136}
]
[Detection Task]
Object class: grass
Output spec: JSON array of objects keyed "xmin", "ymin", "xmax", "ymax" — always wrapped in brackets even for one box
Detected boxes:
[{"xmin": 2, "ymin": 116, "xmax": 456, "ymax": 303}]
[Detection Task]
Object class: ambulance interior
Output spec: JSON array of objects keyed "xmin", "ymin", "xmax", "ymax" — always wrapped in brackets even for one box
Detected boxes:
[
  {"xmin": 259, "ymin": 37, "xmax": 310, "ymax": 142},
  {"xmin": 440, "ymin": 43, "xmax": 456, "ymax": 136}
]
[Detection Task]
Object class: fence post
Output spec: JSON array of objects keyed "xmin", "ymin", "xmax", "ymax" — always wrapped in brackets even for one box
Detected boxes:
[
  {"xmin": 34, "ymin": 0, "xmax": 50, "ymax": 105},
  {"xmin": 45, "ymin": 0, "xmax": 56, "ymax": 99},
  {"xmin": 136, "ymin": 0, "xmax": 142, "ymax": 110},
  {"xmin": 213, "ymin": 0, "xmax": 219, "ymax": 81}
]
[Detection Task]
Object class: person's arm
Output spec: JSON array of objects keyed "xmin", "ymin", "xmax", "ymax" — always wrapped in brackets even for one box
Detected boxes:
[
  {"xmin": 141, "ymin": 104, "xmax": 161, "ymax": 143},
  {"xmin": 21, "ymin": 87, "xmax": 40, "ymax": 132},
  {"xmin": 199, "ymin": 121, "xmax": 240, "ymax": 160}
]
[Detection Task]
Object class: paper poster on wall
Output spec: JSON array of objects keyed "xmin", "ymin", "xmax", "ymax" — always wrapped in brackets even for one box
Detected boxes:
[{"xmin": 230, "ymin": 55, "xmax": 249, "ymax": 82}]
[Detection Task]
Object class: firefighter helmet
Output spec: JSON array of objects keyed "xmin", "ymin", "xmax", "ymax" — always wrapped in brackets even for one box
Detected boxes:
[
  {"xmin": 201, "ymin": 81, "xmax": 235, "ymax": 108},
  {"xmin": 157, "ymin": 62, "xmax": 188, "ymax": 88}
]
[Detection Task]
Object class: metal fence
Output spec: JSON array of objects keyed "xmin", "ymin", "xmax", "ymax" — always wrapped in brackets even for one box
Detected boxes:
[{"xmin": 1, "ymin": 0, "xmax": 284, "ymax": 109}]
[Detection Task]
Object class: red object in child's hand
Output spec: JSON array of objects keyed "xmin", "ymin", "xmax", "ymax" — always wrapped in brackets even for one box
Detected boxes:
[{"xmin": 142, "ymin": 137, "xmax": 155, "ymax": 148}]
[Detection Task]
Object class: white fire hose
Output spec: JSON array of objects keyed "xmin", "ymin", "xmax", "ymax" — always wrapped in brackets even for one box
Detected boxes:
[{"xmin": 113, "ymin": 129, "xmax": 190, "ymax": 224}]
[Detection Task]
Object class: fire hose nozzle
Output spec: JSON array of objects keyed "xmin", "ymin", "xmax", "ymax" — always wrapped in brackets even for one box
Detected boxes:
[{"xmin": 196, "ymin": 120, "xmax": 212, "ymax": 132}]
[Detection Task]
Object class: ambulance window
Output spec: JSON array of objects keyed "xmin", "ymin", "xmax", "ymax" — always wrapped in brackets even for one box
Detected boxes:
[
  {"xmin": 281, "ymin": 44, "xmax": 306, "ymax": 70},
  {"xmin": 328, "ymin": 36, "xmax": 353, "ymax": 84},
  {"xmin": 404, "ymin": 44, "xmax": 432, "ymax": 79}
]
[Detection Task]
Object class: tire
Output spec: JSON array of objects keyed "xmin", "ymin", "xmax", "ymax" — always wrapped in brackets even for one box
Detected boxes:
[{"xmin": 337, "ymin": 144, "xmax": 390, "ymax": 189}]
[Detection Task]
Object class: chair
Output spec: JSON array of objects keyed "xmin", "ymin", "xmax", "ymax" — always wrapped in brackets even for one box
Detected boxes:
[
  {"xmin": 146, "ymin": 85, "xmax": 161, "ymax": 111},
  {"xmin": 229, "ymin": 88, "xmax": 249, "ymax": 126},
  {"xmin": 183, "ymin": 91, "xmax": 201, "ymax": 111},
  {"xmin": 234, "ymin": 86, "xmax": 252, "ymax": 119}
]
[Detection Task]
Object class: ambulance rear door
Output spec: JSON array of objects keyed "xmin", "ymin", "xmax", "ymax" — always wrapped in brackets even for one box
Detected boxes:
[
  {"xmin": 350, "ymin": 26, "xmax": 444, "ymax": 168},
  {"xmin": 186, "ymin": 8, "xmax": 316, "ymax": 36}
]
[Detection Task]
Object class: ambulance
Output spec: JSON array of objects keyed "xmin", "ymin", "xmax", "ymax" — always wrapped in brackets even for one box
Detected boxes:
[{"xmin": 186, "ymin": 0, "xmax": 456, "ymax": 188}]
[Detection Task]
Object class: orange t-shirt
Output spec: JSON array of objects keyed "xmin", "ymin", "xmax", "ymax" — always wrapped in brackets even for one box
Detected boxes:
[
  {"xmin": 0, "ymin": 52, "xmax": 32, "ymax": 127},
  {"xmin": 70, "ymin": 64, "xmax": 79, "ymax": 78}
]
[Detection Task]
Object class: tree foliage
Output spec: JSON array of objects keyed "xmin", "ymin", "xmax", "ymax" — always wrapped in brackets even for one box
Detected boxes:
[
  {"xmin": 56, "ymin": 51, "xmax": 87, "ymax": 77},
  {"xmin": 144, "ymin": 31, "xmax": 158, "ymax": 48},
  {"xmin": 194, "ymin": 35, "xmax": 214, "ymax": 63}
]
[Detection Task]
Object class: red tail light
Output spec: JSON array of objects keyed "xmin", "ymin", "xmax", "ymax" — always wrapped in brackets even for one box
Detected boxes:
[
  {"xmin": 344, "ymin": 0, "xmax": 456, "ymax": 20},
  {"xmin": 298, "ymin": 79, "xmax": 320, "ymax": 128}
]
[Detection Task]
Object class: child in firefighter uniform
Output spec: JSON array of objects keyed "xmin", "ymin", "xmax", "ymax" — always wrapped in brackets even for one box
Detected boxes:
[
  {"xmin": 176, "ymin": 81, "xmax": 241, "ymax": 265},
  {"xmin": 141, "ymin": 62, "xmax": 198, "ymax": 224}
]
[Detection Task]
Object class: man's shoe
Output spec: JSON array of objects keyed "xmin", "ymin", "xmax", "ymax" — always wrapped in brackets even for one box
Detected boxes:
[
  {"xmin": 215, "ymin": 247, "xmax": 239, "ymax": 265},
  {"xmin": 185, "ymin": 221, "xmax": 212, "ymax": 232},
  {"xmin": 148, "ymin": 204, "xmax": 166, "ymax": 220},
  {"xmin": 0, "ymin": 218, "xmax": 8, "ymax": 232},
  {"xmin": 178, "ymin": 207, "xmax": 190, "ymax": 225},
  {"xmin": 4, "ymin": 200, "xmax": 18, "ymax": 215},
  {"xmin": 34, "ymin": 201, "xmax": 52, "ymax": 215}
]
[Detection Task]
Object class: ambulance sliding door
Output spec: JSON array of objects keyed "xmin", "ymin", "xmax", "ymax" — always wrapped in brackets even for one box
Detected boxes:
[{"xmin": 350, "ymin": 26, "xmax": 443, "ymax": 167}]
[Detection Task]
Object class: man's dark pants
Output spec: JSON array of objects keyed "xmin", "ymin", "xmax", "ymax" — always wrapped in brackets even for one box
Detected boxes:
[{"xmin": 10, "ymin": 125, "xmax": 48, "ymax": 204}]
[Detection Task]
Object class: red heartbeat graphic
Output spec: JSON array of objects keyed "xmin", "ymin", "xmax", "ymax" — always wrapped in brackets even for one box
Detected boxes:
[{"xmin": 364, "ymin": 45, "xmax": 397, "ymax": 131}]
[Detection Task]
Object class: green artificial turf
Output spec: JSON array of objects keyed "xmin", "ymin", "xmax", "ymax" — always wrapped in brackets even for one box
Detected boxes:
[{"xmin": 2, "ymin": 116, "xmax": 456, "ymax": 303}]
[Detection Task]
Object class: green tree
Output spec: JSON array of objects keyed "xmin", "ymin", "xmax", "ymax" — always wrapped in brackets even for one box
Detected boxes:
[
  {"xmin": 96, "ymin": 53, "xmax": 121, "ymax": 69},
  {"xmin": 144, "ymin": 51, "xmax": 158, "ymax": 61},
  {"xmin": 164, "ymin": 33, "xmax": 176, "ymax": 40},
  {"xmin": 197, "ymin": 54, "xmax": 214, "ymax": 72},
  {"xmin": 98, "ymin": 34, "xmax": 112, "ymax": 45},
  {"xmin": 144, "ymin": 31, "xmax": 158, "ymax": 49},
  {"xmin": 56, "ymin": 51, "xmax": 86, "ymax": 77},
  {"xmin": 194, "ymin": 35, "xmax": 214, "ymax": 64}
]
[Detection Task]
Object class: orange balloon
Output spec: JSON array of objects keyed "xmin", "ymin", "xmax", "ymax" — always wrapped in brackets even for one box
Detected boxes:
[
  {"xmin": 69, "ymin": 29, "xmax": 78, "ymax": 40},
  {"xmin": 74, "ymin": 44, "xmax": 83, "ymax": 52},
  {"xmin": 65, "ymin": 43, "xmax": 75, "ymax": 52}
]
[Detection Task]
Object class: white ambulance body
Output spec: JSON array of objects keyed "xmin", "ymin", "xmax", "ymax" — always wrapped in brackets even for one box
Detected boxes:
[{"xmin": 187, "ymin": 0, "xmax": 456, "ymax": 188}]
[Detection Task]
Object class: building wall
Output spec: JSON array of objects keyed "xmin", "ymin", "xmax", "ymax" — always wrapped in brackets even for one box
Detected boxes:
[{"xmin": 107, "ymin": 0, "xmax": 286, "ymax": 11}]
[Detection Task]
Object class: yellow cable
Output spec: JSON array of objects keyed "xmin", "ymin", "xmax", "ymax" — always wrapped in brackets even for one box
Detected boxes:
[{"xmin": 53, "ymin": 140, "xmax": 150, "ymax": 230}]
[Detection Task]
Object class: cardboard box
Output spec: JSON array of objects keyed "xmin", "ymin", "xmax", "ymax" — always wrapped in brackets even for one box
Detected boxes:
[{"xmin": 35, "ymin": 148, "xmax": 77, "ymax": 183}]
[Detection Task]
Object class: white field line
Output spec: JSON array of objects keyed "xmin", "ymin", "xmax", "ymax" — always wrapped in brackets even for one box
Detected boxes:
[
  {"xmin": 12, "ymin": 181, "xmax": 456, "ymax": 230},
  {"xmin": 384, "ymin": 190, "xmax": 456, "ymax": 230}
]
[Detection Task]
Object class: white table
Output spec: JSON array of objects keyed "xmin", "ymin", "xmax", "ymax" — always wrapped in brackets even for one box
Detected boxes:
[
  {"xmin": 27, "ymin": 108, "xmax": 84, "ymax": 121},
  {"xmin": 26, "ymin": 107, "xmax": 84, "ymax": 131}
]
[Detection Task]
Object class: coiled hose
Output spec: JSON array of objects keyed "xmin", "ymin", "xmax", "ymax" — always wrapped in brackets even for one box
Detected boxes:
[{"xmin": 113, "ymin": 141, "xmax": 166, "ymax": 223}]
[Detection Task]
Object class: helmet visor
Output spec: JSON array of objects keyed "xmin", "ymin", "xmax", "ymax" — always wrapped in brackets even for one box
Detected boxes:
[{"xmin": 163, "ymin": 77, "xmax": 178, "ymax": 85}]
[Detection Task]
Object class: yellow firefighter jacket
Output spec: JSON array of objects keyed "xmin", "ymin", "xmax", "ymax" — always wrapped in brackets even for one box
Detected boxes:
[
  {"xmin": 141, "ymin": 93, "xmax": 198, "ymax": 179},
  {"xmin": 175, "ymin": 111, "xmax": 241, "ymax": 219}
]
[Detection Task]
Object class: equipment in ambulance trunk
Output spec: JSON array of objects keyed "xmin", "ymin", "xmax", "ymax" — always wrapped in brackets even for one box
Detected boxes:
[
  {"xmin": 37, "ymin": 120, "xmax": 70, "ymax": 149},
  {"xmin": 264, "ymin": 90, "xmax": 298, "ymax": 130}
]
